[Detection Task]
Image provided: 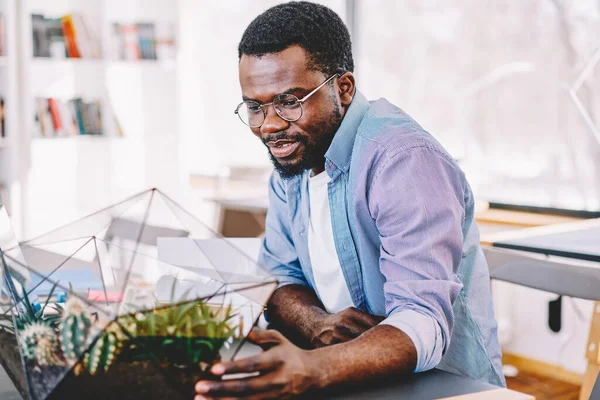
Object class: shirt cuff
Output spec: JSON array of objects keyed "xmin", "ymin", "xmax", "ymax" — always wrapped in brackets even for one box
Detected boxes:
[
  {"xmin": 379, "ymin": 309, "xmax": 444, "ymax": 373},
  {"xmin": 275, "ymin": 276, "xmax": 308, "ymax": 290}
]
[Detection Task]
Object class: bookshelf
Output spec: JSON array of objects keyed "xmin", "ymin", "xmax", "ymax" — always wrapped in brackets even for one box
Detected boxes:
[
  {"xmin": 0, "ymin": 0, "xmax": 21, "ymax": 233},
  {"xmin": 0, "ymin": 0, "xmax": 181, "ymax": 239}
]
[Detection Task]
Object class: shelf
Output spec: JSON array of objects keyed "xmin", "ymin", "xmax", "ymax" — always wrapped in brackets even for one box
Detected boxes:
[
  {"xmin": 109, "ymin": 59, "xmax": 176, "ymax": 70},
  {"xmin": 31, "ymin": 57, "xmax": 105, "ymax": 67},
  {"xmin": 32, "ymin": 135, "xmax": 122, "ymax": 140},
  {"xmin": 31, "ymin": 57, "xmax": 176, "ymax": 68}
]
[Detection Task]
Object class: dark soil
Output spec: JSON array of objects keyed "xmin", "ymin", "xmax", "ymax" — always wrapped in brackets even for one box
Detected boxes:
[{"xmin": 48, "ymin": 360, "xmax": 216, "ymax": 400}]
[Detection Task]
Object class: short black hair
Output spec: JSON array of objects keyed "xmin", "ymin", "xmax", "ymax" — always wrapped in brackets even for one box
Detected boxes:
[{"xmin": 238, "ymin": 1, "xmax": 354, "ymax": 76}]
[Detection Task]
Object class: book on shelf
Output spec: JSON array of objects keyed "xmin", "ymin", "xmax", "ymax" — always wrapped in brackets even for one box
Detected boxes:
[
  {"xmin": 111, "ymin": 21, "xmax": 176, "ymax": 61},
  {"xmin": 31, "ymin": 13, "xmax": 101, "ymax": 59},
  {"xmin": 33, "ymin": 97, "xmax": 116, "ymax": 137}
]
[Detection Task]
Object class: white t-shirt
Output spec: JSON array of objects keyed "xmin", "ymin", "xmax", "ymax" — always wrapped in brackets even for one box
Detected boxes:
[{"xmin": 307, "ymin": 171, "xmax": 354, "ymax": 313}]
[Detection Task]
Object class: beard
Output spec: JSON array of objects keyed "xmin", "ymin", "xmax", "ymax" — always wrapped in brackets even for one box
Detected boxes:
[
  {"xmin": 265, "ymin": 100, "xmax": 343, "ymax": 179},
  {"xmin": 264, "ymin": 131, "xmax": 330, "ymax": 179}
]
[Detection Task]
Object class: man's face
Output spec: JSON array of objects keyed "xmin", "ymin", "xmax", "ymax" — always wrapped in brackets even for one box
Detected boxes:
[{"xmin": 239, "ymin": 45, "xmax": 344, "ymax": 178}]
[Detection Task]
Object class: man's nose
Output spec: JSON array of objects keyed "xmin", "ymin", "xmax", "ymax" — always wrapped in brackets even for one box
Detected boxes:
[{"xmin": 260, "ymin": 105, "xmax": 290, "ymax": 135}]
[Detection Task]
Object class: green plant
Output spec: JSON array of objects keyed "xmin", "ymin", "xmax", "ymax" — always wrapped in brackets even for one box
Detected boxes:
[
  {"xmin": 84, "ymin": 331, "xmax": 121, "ymax": 375},
  {"xmin": 117, "ymin": 299, "xmax": 238, "ymax": 367},
  {"xmin": 15, "ymin": 280, "xmax": 62, "ymax": 331},
  {"xmin": 19, "ymin": 322, "xmax": 64, "ymax": 366},
  {"xmin": 59, "ymin": 297, "xmax": 93, "ymax": 363},
  {"xmin": 55, "ymin": 296, "xmax": 121, "ymax": 375}
]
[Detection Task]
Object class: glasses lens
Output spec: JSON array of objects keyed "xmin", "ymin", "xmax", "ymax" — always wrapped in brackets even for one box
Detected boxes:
[
  {"xmin": 274, "ymin": 94, "xmax": 302, "ymax": 122},
  {"xmin": 237, "ymin": 101, "xmax": 264, "ymax": 127}
]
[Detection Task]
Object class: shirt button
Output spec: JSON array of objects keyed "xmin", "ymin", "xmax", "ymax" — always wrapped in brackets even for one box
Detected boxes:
[{"xmin": 342, "ymin": 242, "xmax": 348, "ymax": 249}]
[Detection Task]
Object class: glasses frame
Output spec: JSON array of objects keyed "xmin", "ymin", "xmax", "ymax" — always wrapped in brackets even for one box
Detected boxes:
[{"xmin": 234, "ymin": 73, "xmax": 340, "ymax": 128}]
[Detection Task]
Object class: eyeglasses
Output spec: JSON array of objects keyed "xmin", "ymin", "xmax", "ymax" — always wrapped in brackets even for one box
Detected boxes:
[{"xmin": 234, "ymin": 73, "xmax": 339, "ymax": 128}]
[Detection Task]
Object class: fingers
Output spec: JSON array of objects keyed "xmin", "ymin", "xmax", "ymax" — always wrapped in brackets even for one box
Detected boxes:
[
  {"xmin": 343, "ymin": 307, "xmax": 384, "ymax": 329},
  {"xmin": 210, "ymin": 348, "xmax": 283, "ymax": 376},
  {"xmin": 312, "ymin": 308, "xmax": 384, "ymax": 347},
  {"xmin": 196, "ymin": 373, "xmax": 284, "ymax": 398},
  {"xmin": 195, "ymin": 389, "xmax": 283, "ymax": 400}
]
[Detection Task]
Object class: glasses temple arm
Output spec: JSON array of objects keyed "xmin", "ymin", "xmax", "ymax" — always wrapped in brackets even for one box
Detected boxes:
[{"xmin": 298, "ymin": 73, "xmax": 340, "ymax": 103}]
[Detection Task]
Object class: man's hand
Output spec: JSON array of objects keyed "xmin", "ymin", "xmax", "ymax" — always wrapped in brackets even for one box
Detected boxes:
[
  {"xmin": 310, "ymin": 307, "xmax": 384, "ymax": 348},
  {"xmin": 194, "ymin": 329, "xmax": 323, "ymax": 400},
  {"xmin": 266, "ymin": 286, "xmax": 384, "ymax": 350}
]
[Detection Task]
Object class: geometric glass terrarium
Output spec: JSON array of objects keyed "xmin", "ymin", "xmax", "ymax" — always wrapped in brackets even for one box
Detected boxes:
[{"xmin": 0, "ymin": 188, "xmax": 277, "ymax": 399}]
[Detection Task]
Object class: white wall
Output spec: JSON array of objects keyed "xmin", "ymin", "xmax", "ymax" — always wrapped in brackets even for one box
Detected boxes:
[{"xmin": 493, "ymin": 280, "xmax": 593, "ymax": 375}]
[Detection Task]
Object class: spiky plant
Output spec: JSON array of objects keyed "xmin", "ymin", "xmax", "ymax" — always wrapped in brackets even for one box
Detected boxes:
[
  {"xmin": 84, "ymin": 331, "xmax": 122, "ymax": 375},
  {"xmin": 59, "ymin": 296, "xmax": 93, "ymax": 364},
  {"xmin": 15, "ymin": 281, "xmax": 62, "ymax": 331},
  {"xmin": 19, "ymin": 322, "xmax": 64, "ymax": 366},
  {"xmin": 13, "ymin": 281, "xmax": 67, "ymax": 367}
]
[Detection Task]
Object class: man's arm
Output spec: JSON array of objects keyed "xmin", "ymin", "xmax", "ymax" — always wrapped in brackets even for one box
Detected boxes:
[
  {"xmin": 311, "ymin": 324, "xmax": 417, "ymax": 389},
  {"xmin": 266, "ymin": 284, "xmax": 326, "ymax": 348},
  {"xmin": 261, "ymin": 172, "xmax": 383, "ymax": 348},
  {"xmin": 369, "ymin": 144, "xmax": 466, "ymax": 372},
  {"xmin": 267, "ymin": 285, "xmax": 383, "ymax": 348}
]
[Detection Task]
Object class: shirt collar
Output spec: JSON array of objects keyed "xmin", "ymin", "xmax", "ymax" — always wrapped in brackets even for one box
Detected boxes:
[{"xmin": 324, "ymin": 90, "xmax": 369, "ymax": 176}]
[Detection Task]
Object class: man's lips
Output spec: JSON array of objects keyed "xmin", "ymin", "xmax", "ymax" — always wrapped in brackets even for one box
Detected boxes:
[{"xmin": 267, "ymin": 140, "xmax": 301, "ymax": 158}]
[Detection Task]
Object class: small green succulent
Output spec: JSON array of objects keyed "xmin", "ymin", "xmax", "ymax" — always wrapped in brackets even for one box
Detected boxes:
[{"xmin": 117, "ymin": 299, "xmax": 238, "ymax": 367}]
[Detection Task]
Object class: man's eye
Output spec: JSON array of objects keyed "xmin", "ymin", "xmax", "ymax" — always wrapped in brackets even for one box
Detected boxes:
[
  {"xmin": 247, "ymin": 105, "xmax": 262, "ymax": 112},
  {"xmin": 281, "ymin": 100, "xmax": 299, "ymax": 107}
]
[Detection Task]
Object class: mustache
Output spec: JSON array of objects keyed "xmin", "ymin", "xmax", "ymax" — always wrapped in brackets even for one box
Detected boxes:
[{"xmin": 261, "ymin": 132, "xmax": 307, "ymax": 145}]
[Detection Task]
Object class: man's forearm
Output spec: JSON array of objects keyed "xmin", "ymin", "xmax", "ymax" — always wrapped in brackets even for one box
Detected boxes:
[
  {"xmin": 311, "ymin": 325, "xmax": 418, "ymax": 391},
  {"xmin": 266, "ymin": 284, "xmax": 328, "ymax": 342}
]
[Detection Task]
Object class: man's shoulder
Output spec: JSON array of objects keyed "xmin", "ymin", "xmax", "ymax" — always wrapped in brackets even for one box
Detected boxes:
[{"xmin": 354, "ymin": 98, "xmax": 453, "ymax": 163}]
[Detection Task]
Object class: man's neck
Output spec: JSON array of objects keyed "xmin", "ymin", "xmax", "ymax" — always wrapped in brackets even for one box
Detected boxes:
[{"xmin": 311, "ymin": 166, "xmax": 325, "ymax": 176}]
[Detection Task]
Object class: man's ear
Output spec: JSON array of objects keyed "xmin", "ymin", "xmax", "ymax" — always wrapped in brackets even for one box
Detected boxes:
[{"xmin": 337, "ymin": 72, "xmax": 355, "ymax": 108}]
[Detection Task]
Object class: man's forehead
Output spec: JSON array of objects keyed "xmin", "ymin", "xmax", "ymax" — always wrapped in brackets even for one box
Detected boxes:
[{"xmin": 239, "ymin": 46, "xmax": 322, "ymax": 100}]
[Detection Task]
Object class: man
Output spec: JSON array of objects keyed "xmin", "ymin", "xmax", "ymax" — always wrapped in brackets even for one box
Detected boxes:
[{"xmin": 195, "ymin": 2, "xmax": 505, "ymax": 399}]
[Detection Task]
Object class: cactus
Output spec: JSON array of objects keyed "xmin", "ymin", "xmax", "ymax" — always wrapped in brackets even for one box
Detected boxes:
[
  {"xmin": 19, "ymin": 322, "xmax": 64, "ymax": 366},
  {"xmin": 59, "ymin": 297, "xmax": 93, "ymax": 364},
  {"xmin": 83, "ymin": 331, "xmax": 121, "ymax": 375}
]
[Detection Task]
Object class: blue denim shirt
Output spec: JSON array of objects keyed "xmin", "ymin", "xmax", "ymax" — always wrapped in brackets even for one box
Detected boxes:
[{"xmin": 259, "ymin": 91, "xmax": 505, "ymax": 386}]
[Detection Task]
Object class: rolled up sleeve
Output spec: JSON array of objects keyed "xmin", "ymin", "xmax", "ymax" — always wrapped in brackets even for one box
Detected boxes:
[
  {"xmin": 370, "ymin": 144, "xmax": 465, "ymax": 372},
  {"xmin": 380, "ymin": 309, "xmax": 444, "ymax": 372},
  {"xmin": 258, "ymin": 172, "xmax": 308, "ymax": 289}
]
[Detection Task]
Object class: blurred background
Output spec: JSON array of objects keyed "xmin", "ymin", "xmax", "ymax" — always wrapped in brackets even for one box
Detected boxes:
[{"xmin": 0, "ymin": 0, "xmax": 599, "ymax": 398}]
